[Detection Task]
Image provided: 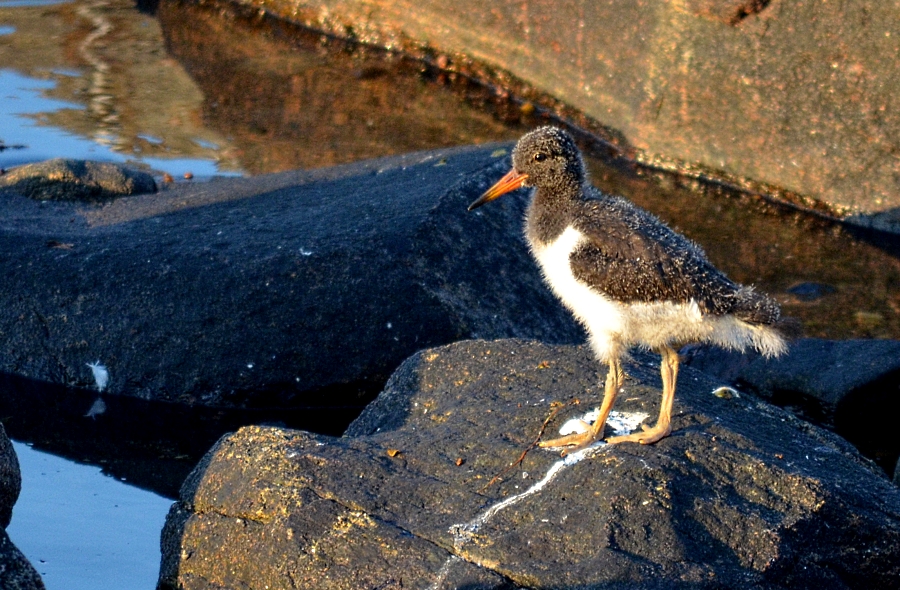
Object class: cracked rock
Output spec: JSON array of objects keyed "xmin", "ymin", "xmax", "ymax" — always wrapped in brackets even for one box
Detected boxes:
[{"xmin": 159, "ymin": 339, "xmax": 900, "ymax": 589}]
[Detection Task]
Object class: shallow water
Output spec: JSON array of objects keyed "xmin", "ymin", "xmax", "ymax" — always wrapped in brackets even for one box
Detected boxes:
[
  {"xmin": 1, "ymin": 0, "xmax": 900, "ymax": 587},
  {"xmin": 0, "ymin": 0, "xmax": 238, "ymax": 177},
  {"xmin": 7, "ymin": 441, "xmax": 171, "ymax": 590}
]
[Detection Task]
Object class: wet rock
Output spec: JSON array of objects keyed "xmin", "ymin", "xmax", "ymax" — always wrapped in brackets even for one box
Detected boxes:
[
  {"xmin": 683, "ymin": 338, "xmax": 900, "ymax": 476},
  {"xmin": 240, "ymin": 0, "xmax": 900, "ymax": 231},
  {"xmin": 0, "ymin": 158, "xmax": 156, "ymax": 201},
  {"xmin": 0, "ymin": 145, "xmax": 581, "ymax": 409},
  {"xmin": 0, "ymin": 424, "xmax": 45, "ymax": 590},
  {"xmin": 159, "ymin": 339, "xmax": 900, "ymax": 589}
]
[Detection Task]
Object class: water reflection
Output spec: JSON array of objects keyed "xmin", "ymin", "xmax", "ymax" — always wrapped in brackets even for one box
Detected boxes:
[
  {"xmin": 0, "ymin": 0, "xmax": 238, "ymax": 175},
  {"xmin": 156, "ymin": 0, "xmax": 528, "ymax": 173},
  {"xmin": 0, "ymin": 371, "xmax": 358, "ymax": 499}
]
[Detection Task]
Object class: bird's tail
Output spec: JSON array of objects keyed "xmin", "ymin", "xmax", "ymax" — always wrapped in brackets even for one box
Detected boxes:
[
  {"xmin": 732, "ymin": 285, "xmax": 793, "ymax": 358},
  {"xmin": 732, "ymin": 285, "xmax": 781, "ymax": 326}
]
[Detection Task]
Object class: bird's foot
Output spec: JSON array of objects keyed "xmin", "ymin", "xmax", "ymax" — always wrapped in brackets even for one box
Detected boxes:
[
  {"xmin": 606, "ymin": 422, "xmax": 671, "ymax": 445},
  {"xmin": 538, "ymin": 425, "xmax": 604, "ymax": 454}
]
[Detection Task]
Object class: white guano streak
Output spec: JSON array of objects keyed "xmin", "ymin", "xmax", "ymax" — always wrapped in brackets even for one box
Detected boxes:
[{"xmin": 448, "ymin": 409, "xmax": 647, "ymax": 550}]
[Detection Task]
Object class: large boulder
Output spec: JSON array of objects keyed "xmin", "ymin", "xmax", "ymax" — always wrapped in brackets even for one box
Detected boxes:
[
  {"xmin": 225, "ymin": 0, "xmax": 900, "ymax": 232},
  {"xmin": 159, "ymin": 340, "xmax": 900, "ymax": 589},
  {"xmin": 0, "ymin": 424, "xmax": 45, "ymax": 590},
  {"xmin": 0, "ymin": 146, "xmax": 581, "ymax": 408}
]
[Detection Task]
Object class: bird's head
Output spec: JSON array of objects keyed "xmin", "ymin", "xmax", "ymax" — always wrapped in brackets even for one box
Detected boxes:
[{"xmin": 468, "ymin": 126, "xmax": 584, "ymax": 211}]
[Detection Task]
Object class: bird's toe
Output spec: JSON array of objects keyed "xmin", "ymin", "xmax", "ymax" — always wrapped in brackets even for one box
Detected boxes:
[{"xmin": 606, "ymin": 423, "xmax": 671, "ymax": 445}]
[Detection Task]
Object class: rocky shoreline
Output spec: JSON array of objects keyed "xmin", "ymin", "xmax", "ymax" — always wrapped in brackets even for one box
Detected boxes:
[
  {"xmin": 3, "ymin": 2, "xmax": 900, "ymax": 587},
  {"xmin": 2, "ymin": 153, "xmax": 900, "ymax": 588}
]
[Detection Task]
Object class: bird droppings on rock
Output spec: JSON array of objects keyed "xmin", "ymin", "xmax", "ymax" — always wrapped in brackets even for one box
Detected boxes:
[
  {"xmin": 449, "ymin": 438, "xmax": 611, "ymax": 552},
  {"xmin": 712, "ymin": 385, "xmax": 740, "ymax": 399},
  {"xmin": 557, "ymin": 409, "xmax": 650, "ymax": 438}
]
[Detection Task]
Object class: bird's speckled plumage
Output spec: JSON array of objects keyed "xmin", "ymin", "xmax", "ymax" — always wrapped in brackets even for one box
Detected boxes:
[
  {"xmin": 515, "ymin": 126, "xmax": 779, "ymax": 326},
  {"xmin": 469, "ymin": 126, "xmax": 786, "ymax": 448}
]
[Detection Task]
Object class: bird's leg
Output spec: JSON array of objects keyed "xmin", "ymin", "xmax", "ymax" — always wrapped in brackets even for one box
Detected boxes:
[
  {"xmin": 607, "ymin": 345, "xmax": 677, "ymax": 445},
  {"xmin": 538, "ymin": 358, "xmax": 623, "ymax": 451}
]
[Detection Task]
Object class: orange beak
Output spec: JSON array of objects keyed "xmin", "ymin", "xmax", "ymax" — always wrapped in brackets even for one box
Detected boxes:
[{"xmin": 467, "ymin": 169, "xmax": 528, "ymax": 211}]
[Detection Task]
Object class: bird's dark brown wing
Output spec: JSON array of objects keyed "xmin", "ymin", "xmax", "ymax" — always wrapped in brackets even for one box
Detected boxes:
[{"xmin": 569, "ymin": 195, "xmax": 743, "ymax": 315}]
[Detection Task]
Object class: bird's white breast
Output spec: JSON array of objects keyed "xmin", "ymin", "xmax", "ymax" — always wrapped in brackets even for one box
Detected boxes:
[{"xmin": 530, "ymin": 226, "xmax": 624, "ymax": 360}]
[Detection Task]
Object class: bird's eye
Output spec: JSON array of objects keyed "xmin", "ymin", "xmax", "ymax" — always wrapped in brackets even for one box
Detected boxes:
[{"xmin": 533, "ymin": 152, "xmax": 547, "ymax": 162}]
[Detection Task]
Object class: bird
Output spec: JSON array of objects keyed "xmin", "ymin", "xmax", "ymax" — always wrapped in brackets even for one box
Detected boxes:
[{"xmin": 468, "ymin": 126, "xmax": 786, "ymax": 449}]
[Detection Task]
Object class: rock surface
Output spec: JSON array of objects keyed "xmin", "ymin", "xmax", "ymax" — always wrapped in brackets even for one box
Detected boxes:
[
  {"xmin": 0, "ymin": 424, "xmax": 46, "ymax": 590},
  {"xmin": 233, "ymin": 0, "xmax": 900, "ymax": 231},
  {"xmin": 0, "ymin": 159, "xmax": 156, "ymax": 201},
  {"xmin": 0, "ymin": 531, "xmax": 45, "ymax": 590},
  {"xmin": 0, "ymin": 145, "xmax": 581, "ymax": 408},
  {"xmin": 0, "ymin": 424, "xmax": 20, "ymax": 530},
  {"xmin": 159, "ymin": 339, "xmax": 900, "ymax": 589},
  {"xmin": 684, "ymin": 338, "xmax": 900, "ymax": 478},
  {"xmin": 683, "ymin": 338, "xmax": 900, "ymax": 420}
]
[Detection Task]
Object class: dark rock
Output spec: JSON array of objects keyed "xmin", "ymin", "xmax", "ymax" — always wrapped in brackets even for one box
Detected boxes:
[
  {"xmin": 0, "ymin": 530, "xmax": 45, "ymax": 590},
  {"xmin": 159, "ymin": 339, "xmax": 900, "ymax": 589},
  {"xmin": 0, "ymin": 145, "xmax": 581, "ymax": 408},
  {"xmin": 0, "ymin": 423, "xmax": 19, "ymax": 529},
  {"xmin": 685, "ymin": 0, "xmax": 772, "ymax": 25},
  {"xmin": 683, "ymin": 338, "xmax": 900, "ymax": 474},
  {"xmin": 683, "ymin": 339, "xmax": 900, "ymax": 418},
  {"xmin": 0, "ymin": 158, "xmax": 156, "ymax": 201},
  {"xmin": 0, "ymin": 424, "xmax": 45, "ymax": 590},
  {"xmin": 237, "ymin": 0, "xmax": 900, "ymax": 231}
]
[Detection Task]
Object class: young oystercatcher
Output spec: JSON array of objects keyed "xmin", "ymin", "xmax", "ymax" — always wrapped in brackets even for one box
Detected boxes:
[{"xmin": 468, "ymin": 126, "xmax": 786, "ymax": 449}]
